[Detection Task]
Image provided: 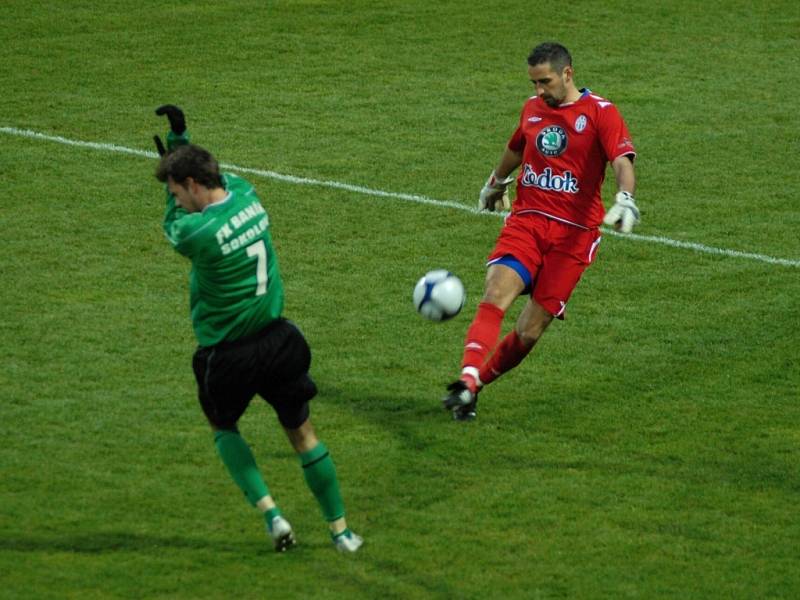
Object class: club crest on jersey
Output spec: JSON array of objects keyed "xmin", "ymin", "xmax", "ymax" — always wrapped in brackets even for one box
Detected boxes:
[
  {"xmin": 536, "ymin": 126, "xmax": 568, "ymax": 157},
  {"xmin": 574, "ymin": 115, "xmax": 587, "ymax": 132},
  {"xmin": 520, "ymin": 164, "xmax": 579, "ymax": 194}
]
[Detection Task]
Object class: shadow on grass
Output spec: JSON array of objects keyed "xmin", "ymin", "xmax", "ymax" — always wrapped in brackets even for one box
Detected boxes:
[
  {"xmin": 324, "ymin": 386, "xmax": 451, "ymax": 448},
  {"xmin": 0, "ymin": 531, "xmax": 273, "ymax": 555}
]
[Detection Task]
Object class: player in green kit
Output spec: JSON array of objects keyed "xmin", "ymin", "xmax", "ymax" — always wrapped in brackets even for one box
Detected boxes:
[{"xmin": 153, "ymin": 105, "xmax": 362, "ymax": 553}]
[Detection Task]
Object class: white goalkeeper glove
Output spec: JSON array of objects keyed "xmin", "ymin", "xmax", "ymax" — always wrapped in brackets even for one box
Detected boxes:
[
  {"xmin": 478, "ymin": 171, "xmax": 515, "ymax": 212},
  {"xmin": 603, "ymin": 191, "xmax": 640, "ymax": 233}
]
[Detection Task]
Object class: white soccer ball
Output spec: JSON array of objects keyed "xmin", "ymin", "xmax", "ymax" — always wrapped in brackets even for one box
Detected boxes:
[{"xmin": 413, "ymin": 269, "xmax": 466, "ymax": 322}]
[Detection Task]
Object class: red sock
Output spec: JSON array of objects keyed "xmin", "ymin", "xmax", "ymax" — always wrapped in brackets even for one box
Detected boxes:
[
  {"xmin": 479, "ymin": 330, "xmax": 533, "ymax": 386},
  {"xmin": 461, "ymin": 302, "xmax": 505, "ymax": 373}
]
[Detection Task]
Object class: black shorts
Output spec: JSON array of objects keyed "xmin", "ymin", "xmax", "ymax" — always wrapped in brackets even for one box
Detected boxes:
[{"xmin": 192, "ymin": 318, "xmax": 317, "ymax": 430}]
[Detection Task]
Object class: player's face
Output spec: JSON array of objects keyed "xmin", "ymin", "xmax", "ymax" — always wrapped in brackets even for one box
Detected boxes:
[
  {"xmin": 167, "ymin": 177, "xmax": 201, "ymax": 212},
  {"xmin": 529, "ymin": 62, "xmax": 569, "ymax": 107}
]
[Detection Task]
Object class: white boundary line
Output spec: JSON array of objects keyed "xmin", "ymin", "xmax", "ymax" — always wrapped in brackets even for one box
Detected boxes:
[{"xmin": 3, "ymin": 125, "xmax": 799, "ymax": 268}]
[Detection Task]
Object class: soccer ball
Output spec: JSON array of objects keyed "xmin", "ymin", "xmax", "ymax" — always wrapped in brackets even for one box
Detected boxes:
[{"xmin": 413, "ymin": 270, "xmax": 466, "ymax": 322}]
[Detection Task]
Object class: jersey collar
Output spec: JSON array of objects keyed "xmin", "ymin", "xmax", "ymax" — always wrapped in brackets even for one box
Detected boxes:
[{"xmin": 202, "ymin": 191, "xmax": 232, "ymax": 213}]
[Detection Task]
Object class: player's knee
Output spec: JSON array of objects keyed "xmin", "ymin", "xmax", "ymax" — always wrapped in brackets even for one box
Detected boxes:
[
  {"xmin": 516, "ymin": 315, "xmax": 552, "ymax": 346},
  {"xmin": 276, "ymin": 400, "xmax": 310, "ymax": 431},
  {"xmin": 481, "ymin": 285, "xmax": 518, "ymax": 310},
  {"xmin": 483, "ymin": 263, "xmax": 527, "ymax": 308}
]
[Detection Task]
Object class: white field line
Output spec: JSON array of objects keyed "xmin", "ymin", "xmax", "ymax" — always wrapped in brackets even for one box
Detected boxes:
[{"xmin": 3, "ymin": 125, "xmax": 799, "ymax": 268}]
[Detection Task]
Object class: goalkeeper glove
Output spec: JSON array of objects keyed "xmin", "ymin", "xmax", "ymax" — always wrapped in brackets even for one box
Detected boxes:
[
  {"xmin": 603, "ymin": 191, "xmax": 640, "ymax": 233},
  {"xmin": 153, "ymin": 135, "xmax": 167, "ymax": 157},
  {"xmin": 154, "ymin": 104, "xmax": 188, "ymax": 156},
  {"xmin": 478, "ymin": 171, "xmax": 515, "ymax": 211},
  {"xmin": 155, "ymin": 104, "xmax": 186, "ymax": 135}
]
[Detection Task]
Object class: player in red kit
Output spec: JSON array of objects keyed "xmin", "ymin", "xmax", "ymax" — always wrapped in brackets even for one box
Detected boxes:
[{"xmin": 443, "ymin": 42, "xmax": 640, "ymax": 420}]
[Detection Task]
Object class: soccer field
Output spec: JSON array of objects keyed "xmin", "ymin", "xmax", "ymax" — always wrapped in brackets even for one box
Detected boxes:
[{"xmin": 2, "ymin": 1, "xmax": 798, "ymax": 598}]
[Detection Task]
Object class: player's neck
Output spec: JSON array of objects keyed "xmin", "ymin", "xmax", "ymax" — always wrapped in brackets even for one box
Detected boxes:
[
  {"xmin": 196, "ymin": 186, "xmax": 229, "ymax": 211},
  {"xmin": 561, "ymin": 85, "xmax": 582, "ymax": 106},
  {"xmin": 208, "ymin": 187, "xmax": 228, "ymax": 204}
]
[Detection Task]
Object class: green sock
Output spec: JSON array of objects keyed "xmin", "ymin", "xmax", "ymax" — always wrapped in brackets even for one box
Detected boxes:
[
  {"xmin": 214, "ymin": 429, "xmax": 270, "ymax": 507},
  {"xmin": 264, "ymin": 507, "xmax": 282, "ymax": 532},
  {"xmin": 299, "ymin": 441, "xmax": 345, "ymax": 522}
]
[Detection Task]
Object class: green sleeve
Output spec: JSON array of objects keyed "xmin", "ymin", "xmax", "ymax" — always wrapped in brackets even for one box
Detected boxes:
[
  {"xmin": 160, "ymin": 129, "xmax": 197, "ymax": 255},
  {"xmin": 161, "ymin": 128, "xmax": 195, "ymax": 255},
  {"xmin": 163, "ymin": 193, "xmax": 190, "ymax": 251},
  {"xmin": 163, "ymin": 200, "xmax": 208, "ymax": 258},
  {"xmin": 166, "ymin": 129, "xmax": 190, "ymax": 152}
]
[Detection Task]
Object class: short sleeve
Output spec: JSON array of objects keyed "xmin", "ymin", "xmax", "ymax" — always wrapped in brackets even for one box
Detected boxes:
[{"xmin": 595, "ymin": 103, "xmax": 636, "ymax": 163}]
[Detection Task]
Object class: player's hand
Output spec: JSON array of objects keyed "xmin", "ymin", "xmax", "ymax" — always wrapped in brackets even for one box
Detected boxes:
[
  {"xmin": 155, "ymin": 104, "xmax": 187, "ymax": 135},
  {"xmin": 478, "ymin": 171, "xmax": 514, "ymax": 212},
  {"xmin": 603, "ymin": 191, "xmax": 640, "ymax": 233}
]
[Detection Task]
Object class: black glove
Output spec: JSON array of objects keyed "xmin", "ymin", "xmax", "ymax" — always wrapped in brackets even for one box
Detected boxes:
[
  {"xmin": 155, "ymin": 104, "xmax": 186, "ymax": 135},
  {"xmin": 153, "ymin": 135, "xmax": 167, "ymax": 157}
]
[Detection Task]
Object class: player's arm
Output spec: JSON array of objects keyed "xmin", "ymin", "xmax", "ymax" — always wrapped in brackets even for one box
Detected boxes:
[
  {"xmin": 612, "ymin": 154, "xmax": 635, "ymax": 196},
  {"xmin": 495, "ymin": 146, "xmax": 523, "ymax": 181},
  {"xmin": 155, "ymin": 104, "xmax": 196, "ymax": 254},
  {"xmin": 603, "ymin": 154, "xmax": 639, "ymax": 233},
  {"xmin": 162, "ymin": 183, "xmax": 201, "ymax": 258},
  {"xmin": 163, "ymin": 198, "xmax": 208, "ymax": 258},
  {"xmin": 597, "ymin": 101, "xmax": 640, "ymax": 233},
  {"xmin": 163, "ymin": 194, "xmax": 189, "ymax": 247},
  {"xmin": 479, "ymin": 146, "xmax": 523, "ymax": 212}
]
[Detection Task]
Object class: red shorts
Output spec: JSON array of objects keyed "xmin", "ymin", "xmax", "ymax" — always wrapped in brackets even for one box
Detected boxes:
[{"xmin": 487, "ymin": 212, "xmax": 601, "ymax": 318}]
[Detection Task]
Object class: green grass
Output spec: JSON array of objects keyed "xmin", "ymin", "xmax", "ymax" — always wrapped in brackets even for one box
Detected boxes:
[{"xmin": 2, "ymin": 1, "xmax": 799, "ymax": 598}]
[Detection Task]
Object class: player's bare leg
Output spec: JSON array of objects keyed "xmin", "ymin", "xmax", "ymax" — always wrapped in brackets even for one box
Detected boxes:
[
  {"xmin": 444, "ymin": 264, "xmax": 524, "ymax": 419},
  {"xmin": 285, "ymin": 419, "xmax": 363, "ymax": 552}
]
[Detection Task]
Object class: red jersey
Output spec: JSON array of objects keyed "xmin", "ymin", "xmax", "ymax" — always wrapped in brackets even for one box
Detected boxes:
[{"xmin": 507, "ymin": 89, "xmax": 635, "ymax": 229}]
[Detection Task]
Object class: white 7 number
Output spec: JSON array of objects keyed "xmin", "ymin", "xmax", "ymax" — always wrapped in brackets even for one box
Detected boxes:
[{"xmin": 246, "ymin": 240, "xmax": 268, "ymax": 296}]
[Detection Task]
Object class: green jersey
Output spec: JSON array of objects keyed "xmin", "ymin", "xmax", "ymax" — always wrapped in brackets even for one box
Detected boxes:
[{"xmin": 162, "ymin": 139, "xmax": 284, "ymax": 346}]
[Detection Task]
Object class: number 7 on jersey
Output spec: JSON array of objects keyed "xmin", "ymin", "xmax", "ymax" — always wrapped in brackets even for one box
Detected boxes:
[{"xmin": 246, "ymin": 240, "xmax": 268, "ymax": 296}]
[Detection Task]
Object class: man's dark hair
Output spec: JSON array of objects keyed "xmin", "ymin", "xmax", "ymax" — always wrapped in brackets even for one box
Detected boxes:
[
  {"xmin": 527, "ymin": 42, "xmax": 572, "ymax": 73},
  {"xmin": 155, "ymin": 144, "xmax": 224, "ymax": 189}
]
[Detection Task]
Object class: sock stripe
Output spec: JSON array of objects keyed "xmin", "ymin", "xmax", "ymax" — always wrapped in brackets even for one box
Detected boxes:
[{"xmin": 302, "ymin": 451, "xmax": 330, "ymax": 469}]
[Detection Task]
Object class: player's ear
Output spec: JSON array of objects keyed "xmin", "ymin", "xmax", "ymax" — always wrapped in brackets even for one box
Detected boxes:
[{"xmin": 562, "ymin": 65, "xmax": 573, "ymax": 83}]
